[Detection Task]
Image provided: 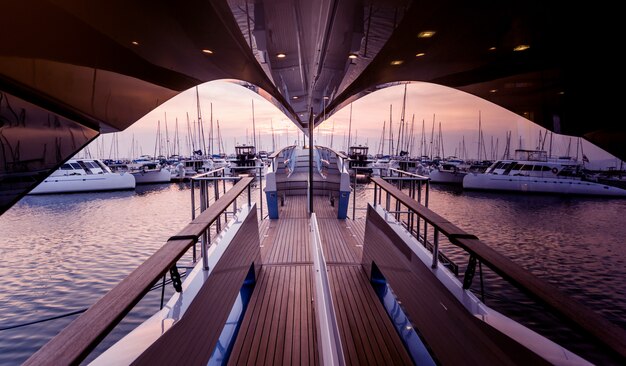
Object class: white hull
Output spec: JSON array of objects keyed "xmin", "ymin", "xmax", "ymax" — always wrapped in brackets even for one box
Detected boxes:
[
  {"xmin": 429, "ymin": 169, "xmax": 466, "ymax": 184},
  {"xmin": 131, "ymin": 169, "xmax": 171, "ymax": 184},
  {"xmin": 29, "ymin": 172, "xmax": 135, "ymax": 194},
  {"xmin": 463, "ymin": 173, "xmax": 626, "ymax": 196}
]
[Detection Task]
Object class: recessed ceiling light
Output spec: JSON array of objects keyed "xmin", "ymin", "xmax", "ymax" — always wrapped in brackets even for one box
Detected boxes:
[
  {"xmin": 348, "ymin": 53, "xmax": 358, "ymax": 59},
  {"xmin": 292, "ymin": 96, "xmax": 299, "ymax": 99},
  {"xmin": 390, "ymin": 60, "xmax": 404, "ymax": 66},
  {"xmin": 323, "ymin": 96, "xmax": 330, "ymax": 100},
  {"xmin": 489, "ymin": 89, "xmax": 497, "ymax": 93},
  {"xmin": 417, "ymin": 31, "xmax": 436, "ymax": 38},
  {"xmin": 131, "ymin": 41, "xmax": 139, "ymax": 46},
  {"xmin": 488, "ymin": 46, "xmax": 496, "ymax": 51},
  {"xmin": 415, "ymin": 52, "xmax": 425, "ymax": 57},
  {"xmin": 202, "ymin": 49, "xmax": 213, "ymax": 54},
  {"xmin": 513, "ymin": 44, "xmax": 530, "ymax": 51},
  {"xmin": 276, "ymin": 53, "xmax": 286, "ymax": 58},
  {"xmin": 558, "ymin": 91, "xmax": 565, "ymax": 95}
]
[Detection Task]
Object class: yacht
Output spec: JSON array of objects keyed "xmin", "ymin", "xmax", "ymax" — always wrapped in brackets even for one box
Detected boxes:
[
  {"xmin": 347, "ymin": 145, "xmax": 373, "ymax": 180},
  {"xmin": 28, "ymin": 159, "xmax": 135, "ymax": 194},
  {"xmin": 128, "ymin": 162, "xmax": 171, "ymax": 184},
  {"xmin": 229, "ymin": 145, "xmax": 264, "ymax": 176},
  {"xmin": 463, "ymin": 150, "xmax": 626, "ymax": 196},
  {"xmin": 429, "ymin": 158, "xmax": 467, "ymax": 184},
  {"xmin": 371, "ymin": 155, "xmax": 399, "ymax": 176},
  {"xmin": 3, "ymin": 1, "xmax": 626, "ymax": 365}
]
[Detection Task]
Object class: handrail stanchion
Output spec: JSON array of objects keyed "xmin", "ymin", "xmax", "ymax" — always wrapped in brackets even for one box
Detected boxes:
[
  {"xmin": 431, "ymin": 228, "xmax": 440, "ymax": 269},
  {"xmin": 248, "ymin": 184, "xmax": 252, "ymax": 207},
  {"xmin": 259, "ymin": 166, "xmax": 264, "ymax": 220},
  {"xmin": 352, "ymin": 168, "xmax": 357, "ymax": 220},
  {"xmin": 373, "ymin": 183, "xmax": 378, "ymax": 208}
]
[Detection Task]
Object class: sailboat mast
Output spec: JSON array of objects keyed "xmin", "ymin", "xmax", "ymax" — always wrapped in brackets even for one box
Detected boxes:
[
  {"xmin": 196, "ymin": 86, "xmax": 206, "ymax": 156},
  {"xmin": 186, "ymin": 112, "xmax": 194, "ymax": 156},
  {"xmin": 407, "ymin": 114, "xmax": 415, "ymax": 155},
  {"xmin": 389, "ymin": 104, "xmax": 393, "ymax": 156},
  {"xmin": 210, "ymin": 103, "xmax": 214, "ymax": 156},
  {"xmin": 217, "ymin": 120, "xmax": 224, "ymax": 155},
  {"xmin": 477, "ymin": 111, "xmax": 482, "ymax": 161},
  {"xmin": 330, "ymin": 120, "xmax": 335, "ymax": 149},
  {"xmin": 438, "ymin": 122, "xmax": 444, "ymax": 158},
  {"xmin": 271, "ymin": 119, "xmax": 276, "ymax": 152},
  {"xmin": 164, "ymin": 112, "xmax": 170, "ymax": 158},
  {"xmin": 429, "ymin": 114, "xmax": 435, "ymax": 160},
  {"xmin": 396, "ymin": 84, "xmax": 407, "ymax": 155},
  {"xmin": 347, "ymin": 103, "xmax": 353, "ymax": 149},
  {"xmin": 154, "ymin": 120, "xmax": 160, "ymax": 160},
  {"xmin": 379, "ymin": 120, "xmax": 386, "ymax": 156},
  {"xmin": 252, "ymin": 99, "xmax": 257, "ymax": 149}
]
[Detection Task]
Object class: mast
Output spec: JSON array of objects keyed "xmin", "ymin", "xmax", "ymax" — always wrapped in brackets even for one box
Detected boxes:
[
  {"xmin": 196, "ymin": 86, "xmax": 206, "ymax": 156},
  {"xmin": 477, "ymin": 111, "xmax": 482, "ymax": 161},
  {"xmin": 389, "ymin": 104, "xmax": 393, "ymax": 156},
  {"xmin": 438, "ymin": 121, "xmax": 444, "ymax": 159},
  {"xmin": 429, "ymin": 113, "xmax": 435, "ymax": 160},
  {"xmin": 210, "ymin": 103, "xmax": 214, "ymax": 156},
  {"xmin": 251, "ymin": 99, "xmax": 257, "ymax": 148},
  {"xmin": 407, "ymin": 114, "xmax": 415, "ymax": 156},
  {"xmin": 186, "ymin": 112, "xmax": 194, "ymax": 156},
  {"xmin": 330, "ymin": 120, "xmax": 335, "ymax": 149},
  {"xmin": 174, "ymin": 118, "xmax": 180, "ymax": 157},
  {"xmin": 164, "ymin": 112, "xmax": 169, "ymax": 158},
  {"xmin": 271, "ymin": 119, "xmax": 276, "ymax": 152},
  {"xmin": 396, "ymin": 84, "xmax": 407, "ymax": 155},
  {"xmin": 347, "ymin": 103, "xmax": 353, "ymax": 148},
  {"xmin": 154, "ymin": 120, "xmax": 160, "ymax": 160},
  {"xmin": 379, "ymin": 120, "xmax": 386, "ymax": 156},
  {"xmin": 217, "ymin": 120, "xmax": 224, "ymax": 155}
]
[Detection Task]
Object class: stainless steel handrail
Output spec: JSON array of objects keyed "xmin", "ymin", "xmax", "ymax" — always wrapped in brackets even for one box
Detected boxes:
[{"xmin": 310, "ymin": 213, "xmax": 345, "ymax": 366}]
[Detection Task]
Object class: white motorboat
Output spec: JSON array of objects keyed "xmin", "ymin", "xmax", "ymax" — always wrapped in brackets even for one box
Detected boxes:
[
  {"xmin": 371, "ymin": 156, "xmax": 399, "ymax": 176},
  {"xmin": 28, "ymin": 159, "xmax": 135, "ymax": 194},
  {"xmin": 429, "ymin": 160, "xmax": 467, "ymax": 184},
  {"xmin": 463, "ymin": 150, "xmax": 626, "ymax": 196},
  {"xmin": 129, "ymin": 162, "xmax": 171, "ymax": 184}
]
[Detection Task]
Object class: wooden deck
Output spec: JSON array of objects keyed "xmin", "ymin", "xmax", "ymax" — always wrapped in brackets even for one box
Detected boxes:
[{"xmin": 230, "ymin": 195, "xmax": 413, "ymax": 365}]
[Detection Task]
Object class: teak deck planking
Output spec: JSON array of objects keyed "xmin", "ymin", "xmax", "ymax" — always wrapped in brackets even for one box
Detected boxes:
[{"xmin": 230, "ymin": 195, "xmax": 413, "ymax": 365}]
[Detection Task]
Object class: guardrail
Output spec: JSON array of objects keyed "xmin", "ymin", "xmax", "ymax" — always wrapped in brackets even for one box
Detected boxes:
[
  {"xmin": 191, "ymin": 170, "xmax": 256, "ymax": 268},
  {"xmin": 24, "ymin": 177, "xmax": 256, "ymax": 366},
  {"xmin": 310, "ymin": 213, "xmax": 345, "ymax": 366},
  {"xmin": 370, "ymin": 176, "xmax": 626, "ymax": 360}
]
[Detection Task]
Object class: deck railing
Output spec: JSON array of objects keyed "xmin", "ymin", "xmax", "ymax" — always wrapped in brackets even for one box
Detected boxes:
[
  {"xmin": 370, "ymin": 176, "xmax": 626, "ymax": 359},
  {"xmin": 191, "ymin": 170, "xmax": 256, "ymax": 268},
  {"xmin": 310, "ymin": 213, "xmax": 345, "ymax": 365},
  {"xmin": 24, "ymin": 177, "xmax": 256, "ymax": 366}
]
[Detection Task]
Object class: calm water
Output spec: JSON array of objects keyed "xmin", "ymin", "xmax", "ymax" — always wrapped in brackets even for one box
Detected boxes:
[{"xmin": 1, "ymin": 180, "xmax": 625, "ymax": 364}]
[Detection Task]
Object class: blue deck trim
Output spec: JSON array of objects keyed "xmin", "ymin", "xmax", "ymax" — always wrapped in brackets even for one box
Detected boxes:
[
  {"xmin": 266, "ymin": 191, "xmax": 279, "ymax": 219},
  {"xmin": 370, "ymin": 263, "xmax": 437, "ymax": 366},
  {"xmin": 338, "ymin": 190, "xmax": 350, "ymax": 219},
  {"xmin": 208, "ymin": 264, "xmax": 256, "ymax": 365}
]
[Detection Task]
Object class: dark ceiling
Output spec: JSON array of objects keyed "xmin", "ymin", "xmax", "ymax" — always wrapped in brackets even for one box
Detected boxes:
[{"xmin": 0, "ymin": 0, "xmax": 624, "ymax": 159}]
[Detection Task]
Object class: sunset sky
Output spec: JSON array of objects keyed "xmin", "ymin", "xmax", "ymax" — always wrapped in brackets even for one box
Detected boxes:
[{"xmin": 85, "ymin": 81, "xmax": 621, "ymax": 169}]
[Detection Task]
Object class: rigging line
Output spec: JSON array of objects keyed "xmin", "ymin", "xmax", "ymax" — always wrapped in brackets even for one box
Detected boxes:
[
  {"xmin": 0, "ymin": 308, "xmax": 87, "ymax": 331},
  {"xmin": 0, "ymin": 273, "xmax": 187, "ymax": 332}
]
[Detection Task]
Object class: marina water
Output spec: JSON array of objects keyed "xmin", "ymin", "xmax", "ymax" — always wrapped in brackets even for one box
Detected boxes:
[{"xmin": 1, "ymin": 181, "xmax": 625, "ymax": 364}]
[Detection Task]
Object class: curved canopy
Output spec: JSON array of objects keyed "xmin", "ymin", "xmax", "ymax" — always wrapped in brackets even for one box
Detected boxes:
[{"xmin": 0, "ymin": 0, "xmax": 624, "ymax": 212}]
